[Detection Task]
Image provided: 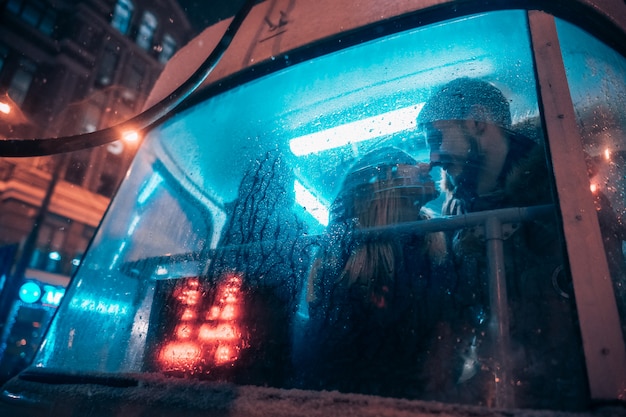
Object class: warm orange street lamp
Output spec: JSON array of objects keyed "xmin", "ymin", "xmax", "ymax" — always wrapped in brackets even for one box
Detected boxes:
[
  {"xmin": 0, "ymin": 95, "xmax": 29, "ymax": 125},
  {"xmin": 0, "ymin": 95, "xmax": 31, "ymax": 139},
  {"xmin": 122, "ymin": 130, "xmax": 140, "ymax": 143},
  {"xmin": 0, "ymin": 102, "xmax": 10, "ymax": 115}
]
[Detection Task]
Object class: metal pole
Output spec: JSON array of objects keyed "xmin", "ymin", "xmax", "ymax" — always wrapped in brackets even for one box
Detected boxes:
[{"xmin": 485, "ymin": 215, "xmax": 513, "ymax": 408}]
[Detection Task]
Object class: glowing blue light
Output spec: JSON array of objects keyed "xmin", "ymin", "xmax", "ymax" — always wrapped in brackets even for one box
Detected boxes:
[
  {"xmin": 289, "ymin": 104, "xmax": 424, "ymax": 156},
  {"xmin": 69, "ymin": 297, "xmax": 129, "ymax": 315},
  {"xmin": 137, "ymin": 173, "xmax": 163, "ymax": 204},
  {"xmin": 294, "ymin": 180, "xmax": 329, "ymax": 226},
  {"xmin": 48, "ymin": 251, "xmax": 61, "ymax": 261},
  {"xmin": 42, "ymin": 285, "xmax": 65, "ymax": 306},
  {"xmin": 109, "ymin": 241, "xmax": 127, "ymax": 270},
  {"xmin": 19, "ymin": 281, "xmax": 42, "ymax": 304},
  {"xmin": 127, "ymin": 214, "xmax": 141, "ymax": 235}
]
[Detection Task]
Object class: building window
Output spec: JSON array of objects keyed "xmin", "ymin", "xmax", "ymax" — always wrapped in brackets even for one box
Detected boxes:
[
  {"xmin": 64, "ymin": 149, "xmax": 92, "ymax": 187},
  {"xmin": 111, "ymin": 0, "xmax": 134, "ymax": 35},
  {"xmin": 136, "ymin": 11, "xmax": 157, "ymax": 51},
  {"xmin": 82, "ymin": 100, "xmax": 102, "ymax": 134},
  {"xmin": 97, "ymin": 147, "xmax": 124, "ymax": 197},
  {"xmin": 97, "ymin": 172, "xmax": 117, "ymax": 197},
  {"xmin": 121, "ymin": 62, "xmax": 145, "ymax": 106},
  {"xmin": 158, "ymin": 34, "xmax": 177, "ymax": 64},
  {"xmin": 6, "ymin": 0, "xmax": 23, "ymax": 14},
  {"xmin": 8, "ymin": 58, "xmax": 37, "ymax": 106},
  {"xmin": 96, "ymin": 46, "xmax": 119, "ymax": 87},
  {"xmin": 6, "ymin": 0, "xmax": 56, "ymax": 35}
]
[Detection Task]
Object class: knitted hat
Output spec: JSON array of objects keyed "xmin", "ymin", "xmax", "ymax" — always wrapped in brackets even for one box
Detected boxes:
[{"xmin": 417, "ymin": 77, "xmax": 511, "ymax": 129}]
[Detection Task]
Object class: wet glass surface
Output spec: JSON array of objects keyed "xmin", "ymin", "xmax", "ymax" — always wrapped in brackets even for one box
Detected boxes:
[
  {"xmin": 557, "ymin": 17, "xmax": 626, "ymax": 343},
  {"xmin": 30, "ymin": 10, "xmax": 592, "ymax": 410}
]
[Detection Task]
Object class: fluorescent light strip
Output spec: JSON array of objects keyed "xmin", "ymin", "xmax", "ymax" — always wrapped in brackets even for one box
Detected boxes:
[
  {"xmin": 289, "ymin": 103, "xmax": 424, "ymax": 156},
  {"xmin": 294, "ymin": 180, "xmax": 329, "ymax": 226},
  {"xmin": 137, "ymin": 172, "xmax": 164, "ymax": 204}
]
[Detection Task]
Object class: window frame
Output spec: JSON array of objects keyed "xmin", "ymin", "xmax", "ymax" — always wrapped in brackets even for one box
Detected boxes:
[
  {"xmin": 528, "ymin": 10, "xmax": 626, "ymax": 401},
  {"xmin": 1, "ymin": 1, "xmax": 625, "ymax": 413}
]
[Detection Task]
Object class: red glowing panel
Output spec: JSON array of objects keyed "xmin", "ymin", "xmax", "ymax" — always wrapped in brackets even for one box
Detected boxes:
[
  {"xmin": 173, "ymin": 278, "xmax": 201, "ymax": 306},
  {"xmin": 181, "ymin": 308, "xmax": 196, "ymax": 321},
  {"xmin": 178, "ymin": 289, "xmax": 201, "ymax": 306},
  {"xmin": 198, "ymin": 323, "xmax": 238, "ymax": 341},
  {"xmin": 157, "ymin": 273, "xmax": 246, "ymax": 373},
  {"xmin": 220, "ymin": 304, "xmax": 237, "ymax": 320},
  {"xmin": 207, "ymin": 306, "xmax": 220, "ymax": 320},
  {"xmin": 216, "ymin": 323, "xmax": 237, "ymax": 340},
  {"xmin": 158, "ymin": 341, "xmax": 201, "ymax": 369},
  {"xmin": 175, "ymin": 324, "xmax": 195, "ymax": 339},
  {"xmin": 214, "ymin": 344, "xmax": 238, "ymax": 365},
  {"xmin": 223, "ymin": 291, "xmax": 238, "ymax": 303},
  {"xmin": 224, "ymin": 273, "xmax": 242, "ymax": 286}
]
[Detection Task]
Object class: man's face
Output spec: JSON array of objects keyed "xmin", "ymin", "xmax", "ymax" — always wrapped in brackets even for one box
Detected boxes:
[{"xmin": 426, "ymin": 120, "xmax": 480, "ymax": 188}]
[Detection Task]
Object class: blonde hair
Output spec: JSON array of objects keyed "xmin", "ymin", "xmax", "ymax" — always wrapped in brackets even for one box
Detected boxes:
[
  {"xmin": 340, "ymin": 182, "xmax": 418, "ymax": 292},
  {"xmin": 308, "ymin": 148, "xmax": 445, "ymax": 307}
]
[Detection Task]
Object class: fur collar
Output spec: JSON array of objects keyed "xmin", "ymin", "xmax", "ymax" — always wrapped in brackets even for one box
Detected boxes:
[{"xmin": 440, "ymin": 143, "xmax": 552, "ymax": 210}]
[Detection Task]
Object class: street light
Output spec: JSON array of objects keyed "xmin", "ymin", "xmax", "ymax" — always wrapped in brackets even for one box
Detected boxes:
[
  {"xmin": 122, "ymin": 130, "xmax": 139, "ymax": 143},
  {"xmin": 0, "ymin": 102, "xmax": 10, "ymax": 115},
  {"xmin": 0, "ymin": 95, "xmax": 31, "ymax": 139}
]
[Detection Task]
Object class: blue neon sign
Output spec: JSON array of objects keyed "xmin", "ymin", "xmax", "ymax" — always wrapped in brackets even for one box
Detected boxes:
[
  {"xmin": 19, "ymin": 281, "xmax": 42, "ymax": 304},
  {"xmin": 18, "ymin": 281, "xmax": 65, "ymax": 306}
]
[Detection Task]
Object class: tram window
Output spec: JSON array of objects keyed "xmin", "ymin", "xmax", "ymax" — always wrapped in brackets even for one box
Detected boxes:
[
  {"xmin": 557, "ymin": 18, "xmax": 626, "ymax": 342},
  {"xmin": 33, "ymin": 10, "xmax": 587, "ymax": 411}
]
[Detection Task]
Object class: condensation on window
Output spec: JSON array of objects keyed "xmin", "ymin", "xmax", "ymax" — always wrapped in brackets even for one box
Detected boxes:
[
  {"xmin": 35, "ymin": 10, "xmax": 588, "ymax": 411},
  {"xmin": 557, "ymin": 18, "xmax": 626, "ymax": 343}
]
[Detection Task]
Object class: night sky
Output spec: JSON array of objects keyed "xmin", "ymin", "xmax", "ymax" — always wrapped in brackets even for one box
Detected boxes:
[{"xmin": 176, "ymin": 0, "xmax": 258, "ymax": 33}]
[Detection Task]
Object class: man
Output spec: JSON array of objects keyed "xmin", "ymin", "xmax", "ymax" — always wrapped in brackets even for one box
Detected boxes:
[
  {"xmin": 418, "ymin": 77, "xmax": 546, "ymax": 215},
  {"xmin": 415, "ymin": 78, "xmax": 588, "ymax": 409}
]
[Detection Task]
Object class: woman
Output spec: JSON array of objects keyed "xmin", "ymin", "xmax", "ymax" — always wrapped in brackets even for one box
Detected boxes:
[{"xmin": 294, "ymin": 147, "xmax": 448, "ymax": 398}]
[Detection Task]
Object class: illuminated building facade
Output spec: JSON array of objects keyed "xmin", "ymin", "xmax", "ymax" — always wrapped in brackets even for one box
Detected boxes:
[{"xmin": 0, "ymin": 0, "xmax": 193, "ymax": 382}]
